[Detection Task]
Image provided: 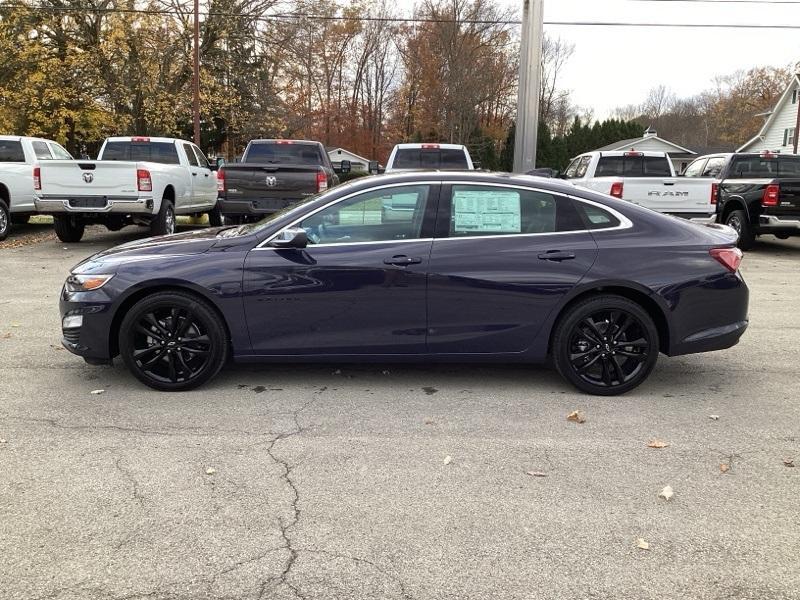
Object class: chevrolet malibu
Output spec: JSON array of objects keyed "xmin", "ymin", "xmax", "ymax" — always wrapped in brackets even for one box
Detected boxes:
[{"xmin": 59, "ymin": 172, "xmax": 748, "ymax": 395}]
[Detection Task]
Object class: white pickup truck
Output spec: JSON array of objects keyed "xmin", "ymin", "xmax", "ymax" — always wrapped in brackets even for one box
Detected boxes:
[
  {"xmin": 35, "ymin": 136, "xmax": 221, "ymax": 242},
  {"xmin": 563, "ymin": 150, "xmax": 716, "ymax": 222},
  {"xmin": 0, "ymin": 135, "xmax": 74, "ymax": 240}
]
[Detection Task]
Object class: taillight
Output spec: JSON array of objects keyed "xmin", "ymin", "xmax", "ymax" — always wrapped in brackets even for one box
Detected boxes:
[
  {"xmin": 762, "ymin": 184, "xmax": 779, "ymax": 207},
  {"xmin": 609, "ymin": 181, "xmax": 624, "ymax": 198},
  {"xmin": 316, "ymin": 169, "xmax": 327, "ymax": 193},
  {"xmin": 216, "ymin": 168, "xmax": 225, "ymax": 193},
  {"xmin": 137, "ymin": 169, "xmax": 152, "ymax": 192},
  {"xmin": 710, "ymin": 247, "xmax": 743, "ymax": 273},
  {"xmin": 710, "ymin": 182, "xmax": 718, "ymax": 205},
  {"xmin": 33, "ymin": 166, "xmax": 41, "ymax": 190}
]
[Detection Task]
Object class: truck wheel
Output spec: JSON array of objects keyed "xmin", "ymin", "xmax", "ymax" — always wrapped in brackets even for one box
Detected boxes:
[
  {"xmin": 53, "ymin": 215, "xmax": 85, "ymax": 243},
  {"xmin": 150, "ymin": 199, "xmax": 175, "ymax": 236},
  {"xmin": 0, "ymin": 200, "xmax": 9, "ymax": 241},
  {"xmin": 208, "ymin": 206, "xmax": 223, "ymax": 227},
  {"xmin": 223, "ymin": 215, "xmax": 242, "ymax": 226},
  {"xmin": 725, "ymin": 209, "xmax": 754, "ymax": 250},
  {"xmin": 10, "ymin": 214, "xmax": 30, "ymax": 225}
]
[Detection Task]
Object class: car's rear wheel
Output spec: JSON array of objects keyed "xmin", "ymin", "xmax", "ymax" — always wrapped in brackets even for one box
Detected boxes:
[
  {"xmin": 208, "ymin": 206, "xmax": 223, "ymax": 227},
  {"xmin": 553, "ymin": 295, "xmax": 659, "ymax": 396},
  {"xmin": 725, "ymin": 209, "xmax": 754, "ymax": 250},
  {"xmin": 0, "ymin": 200, "xmax": 9, "ymax": 241},
  {"xmin": 53, "ymin": 215, "xmax": 85, "ymax": 243},
  {"xmin": 119, "ymin": 292, "xmax": 228, "ymax": 391},
  {"xmin": 150, "ymin": 199, "xmax": 175, "ymax": 236}
]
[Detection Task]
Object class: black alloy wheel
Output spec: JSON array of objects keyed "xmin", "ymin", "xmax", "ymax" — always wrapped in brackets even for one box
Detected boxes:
[
  {"xmin": 553, "ymin": 295, "xmax": 659, "ymax": 396},
  {"xmin": 119, "ymin": 292, "xmax": 227, "ymax": 391}
]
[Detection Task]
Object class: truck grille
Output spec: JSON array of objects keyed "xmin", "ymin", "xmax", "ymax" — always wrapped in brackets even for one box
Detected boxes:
[{"xmin": 69, "ymin": 198, "xmax": 107, "ymax": 209}]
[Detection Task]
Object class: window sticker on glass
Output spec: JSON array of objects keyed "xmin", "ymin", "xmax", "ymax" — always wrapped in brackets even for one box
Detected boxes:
[{"xmin": 453, "ymin": 189, "xmax": 521, "ymax": 233}]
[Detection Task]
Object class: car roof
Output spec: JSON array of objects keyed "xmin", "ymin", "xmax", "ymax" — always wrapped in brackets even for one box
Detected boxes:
[
  {"xmin": 391, "ymin": 143, "xmax": 467, "ymax": 150},
  {"xmin": 0, "ymin": 135, "xmax": 53, "ymax": 143},
  {"xmin": 342, "ymin": 170, "xmax": 577, "ymax": 195}
]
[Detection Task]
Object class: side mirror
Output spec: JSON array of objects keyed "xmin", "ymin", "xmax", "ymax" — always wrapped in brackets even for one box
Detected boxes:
[
  {"xmin": 270, "ymin": 227, "xmax": 308, "ymax": 248},
  {"xmin": 472, "ymin": 160, "xmax": 482, "ymax": 170},
  {"xmin": 368, "ymin": 160, "xmax": 379, "ymax": 175},
  {"xmin": 340, "ymin": 159, "xmax": 351, "ymax": 174}
]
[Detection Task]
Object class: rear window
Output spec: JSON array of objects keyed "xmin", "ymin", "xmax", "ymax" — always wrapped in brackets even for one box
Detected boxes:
[
  {"xmin": 244, "ymin": 143, "xmax": 322, "ymax": 165},
  {"xmin": 728, "ymin": 155, "xmax": 800, "ymax": 178},
  {"xmin": 0, "ymin": 140, "xmax": 25, "ymax": 162},
  {"xmin": 595, "ymin": 155, "xmax": 670, "ymax": 177},
  {"xmin": 101, "ymin": 141, "xmax": 180, "ymax": 164},
  {"xmin": 393, "ymin": 148, "xmax": 469, "ymax": 170},
  {"xmin": 575, "ymin": 202, "xmax": 621, "ymax": 230}
]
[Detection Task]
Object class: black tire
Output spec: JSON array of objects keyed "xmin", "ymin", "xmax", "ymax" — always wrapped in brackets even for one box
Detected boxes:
[
  {"xmin": 725, "ymin": 209, "xmax": 755, "ymax": 250},
  {"xmin": 118, "ymin": 291, "xmax": 228, "ymax": 391},
  {"xmin": 53, "ymin": 215, "xmax": 85, "ymax": 243},
  {"xmin": 552, "ymin": 295, "xmax": 659, "ymax": 396},
  {"xmin": 150, "ymin": 198, "xmax": 175, "ymax": 236},
  {"xmin": 10, "ymin": 214, "xmax": 30, "ymax": 225},
  {"xmin": 222, "ymin": 214, "xmax": 243, "ymax": 226},
  {"xmin": 208, "ymin": 205, "xmax": 223, "ymax": 227},
  {"xmin": 0, "ymin": 200, "xmax": 9, "ymax": 241}
]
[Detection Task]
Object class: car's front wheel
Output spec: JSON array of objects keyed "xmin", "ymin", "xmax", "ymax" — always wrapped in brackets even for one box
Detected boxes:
[
  {"xmin": 119, "ymin": 292, "xmax": 228, "ymax": 391},
  {"xmin": 552, "ymin": 295, "xmax": 659, "ymax": 396},
  {"xmin": 0, "ymin": 199, "xmax": 9, "ymax": 241}
]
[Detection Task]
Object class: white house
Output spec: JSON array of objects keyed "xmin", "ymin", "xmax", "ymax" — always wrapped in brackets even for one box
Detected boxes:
[
  {"xmin": 738, "ymin": 74, "xmax": 800, "ymax": 153},
  {"xmin": 593, "ymin": 128, "xmax": 697, "ymax": 174},
  {"xmin": 326, "ymin": 147, "xmax": 373, "ymax": 171}
]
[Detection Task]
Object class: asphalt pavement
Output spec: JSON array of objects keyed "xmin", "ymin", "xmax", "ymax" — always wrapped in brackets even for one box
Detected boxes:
[{"xmin": 1, "ymin": 222, "xmax": 798, "ymax": 600}]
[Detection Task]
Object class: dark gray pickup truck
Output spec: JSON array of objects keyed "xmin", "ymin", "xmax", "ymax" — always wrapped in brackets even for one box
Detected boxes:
[{"xmin": 216, "ymin": 139, "xmax": 339, "ymax": 223}]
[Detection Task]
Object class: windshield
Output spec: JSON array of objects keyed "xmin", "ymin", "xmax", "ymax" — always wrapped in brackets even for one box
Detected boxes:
[
  {"xmin": 392, "ymin": 148, "xmax": 469, "ymax": 170},
  {"xmin": 218, "ymin": 179, "xmax": 366, "ymax": 238},
  {"xmin": 244, "ymin": 143, "xmax": 322, "ymax": 165},
  {"xmin": 728, "ymin": 155, "xmax": 800, "ymax": 178}
]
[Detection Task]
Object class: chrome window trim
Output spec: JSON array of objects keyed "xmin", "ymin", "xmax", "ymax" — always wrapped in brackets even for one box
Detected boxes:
[{"xmin": 253, "ymin": 179, "xmax": 632, "ymax": 250}]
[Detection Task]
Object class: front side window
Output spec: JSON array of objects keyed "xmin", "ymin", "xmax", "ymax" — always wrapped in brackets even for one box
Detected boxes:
[
  {"xmin": 574, "ymin": 156, "xmax": 591, "ymax": 178},
  {"xmin": 298, "ymin": 185, "xmax": 430, "ymax": 245},
  {"xmin": 32, "ymin": 141, "xmax": 53, "ymax": 160},
  {"xmin": 183, "ymin": 143, "xmax": 198, "ymax": 166},
  {"xmin": 563, "ymin": 157, "xmax": 582, "ymax": 178},
  {"xmin": 192, "ymin": 145, "xmax": 210, "ymax": 169},
  {"xmin": 448, "ymin": 185, "xmax": 582, "ymax": 237},
  {"xmin": 682, "ymin": 158, "xmax": 707, "ymax": 177}
]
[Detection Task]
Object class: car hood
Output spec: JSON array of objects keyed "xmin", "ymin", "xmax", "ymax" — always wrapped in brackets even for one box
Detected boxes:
[{"xmin": 71, "ymin": 228, "xmax": 229, "ymax": 274}]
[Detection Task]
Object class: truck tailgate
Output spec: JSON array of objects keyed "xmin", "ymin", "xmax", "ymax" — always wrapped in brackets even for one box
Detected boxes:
[
  {"xmin": 38, "ymin": 161, "xmax": 140, "ymax": 198},
  {"xmin": 222, "ymin": 163, "xmax": 319, "ymax": 210},
  {"xmin": 777, "ymin": 179, "xmax": 800, "ymax": 213},
  {"xmin": 621, "ymin": 177, "xmax": 715, "ymax": 214}
]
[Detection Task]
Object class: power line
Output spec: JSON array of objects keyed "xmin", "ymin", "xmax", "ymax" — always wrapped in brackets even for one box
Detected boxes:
[{"xmin": 4, "ymin": 2, "xmax": 800, "ymax": 28}]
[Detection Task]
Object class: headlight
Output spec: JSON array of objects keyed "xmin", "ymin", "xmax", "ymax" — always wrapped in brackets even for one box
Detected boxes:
[{"xmin": 65, "ymin": 274, "xmax": 114, "ymax": 292}]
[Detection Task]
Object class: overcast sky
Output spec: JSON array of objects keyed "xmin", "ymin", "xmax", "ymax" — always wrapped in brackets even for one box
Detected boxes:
[{"xmin": 403, "ymin": 0, "xmax": 800, "ymax": 120}]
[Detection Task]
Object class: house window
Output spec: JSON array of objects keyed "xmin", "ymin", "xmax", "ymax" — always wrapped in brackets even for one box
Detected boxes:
[
  {"xmin": 793, "ymin": 89, "xmax": 798, "ymax": 104},
  {"xmin": 784, "ymin": 128, "xmax": 796, "ymax": 147}
]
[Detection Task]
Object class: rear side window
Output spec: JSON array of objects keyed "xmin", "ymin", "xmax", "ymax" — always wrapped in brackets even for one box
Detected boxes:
[
  {"xmin": 702, "ymin": 157, "xmax": 726, "ymax": 177},
  {"xmin": 245, "ymin": 143, "xmax": 322, "ymax": 165},
  {"xmin": 682, "ymin": 159, "xmax": 706, "ymax": 177},
  {"xmin": 393, "ymin": 148, "xmax": 469, "ymax": 170},
  {"xmin": 575, "ymin": 201, "xmax": 621, "ymax": 230},
  {"xmin": 32, "ymin": 141, "xmax": 53, "ymax": 160},
  {"xmin": 447, "ymin": 185, "xmax": 583, "ymax": 237},
  {"xmin": 49, "ymin": 143, "xmax": 73, "ymax": 159},
  {"xmin": 102, "ymin": 141, "xmax": 180, "ymax": 164},
  {"xmin": 0, "ymin": 140, "xmax": 25, "ymax": 162}
]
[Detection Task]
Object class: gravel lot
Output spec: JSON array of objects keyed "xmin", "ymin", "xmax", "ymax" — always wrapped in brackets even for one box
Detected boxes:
[{"xmin": 1, "ymin": 222, "xmax": 798, "ymax": 600}]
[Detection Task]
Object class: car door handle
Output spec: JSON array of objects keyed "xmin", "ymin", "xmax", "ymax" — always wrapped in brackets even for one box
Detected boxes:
[
  {"xmin": 663, "ymin": 181, "xmax": 675, "ymax": 186},
  {"xmin": 384, "ymin": 255, "xmax": 422, "ymax": 266},
  {"xmin": 537, "ymin": 250, "xmax": 576, "ymax": 261},
  {"xmin": 204, "ymin": 173, "xmax": 209, "ymax": 177},
  {"xmin": 192, "ymin": 172, "xmax": 197, "ymax": 176}
]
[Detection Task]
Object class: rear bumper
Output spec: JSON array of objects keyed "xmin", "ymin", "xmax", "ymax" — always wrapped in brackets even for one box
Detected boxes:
[
  {"xmin": 670, "ymin": 319, "xmax": 748, "ymax": 356},
  {"xmin": 35, "ymin": 195, "xmax": 154, "ymax": 215},
  {"xmin": 217, "ymin": 197, "xmax": 304, "ymax": 217},
  {"xmin": 757, "ymin": 214, "xmax": 800, "ymax": 234}
]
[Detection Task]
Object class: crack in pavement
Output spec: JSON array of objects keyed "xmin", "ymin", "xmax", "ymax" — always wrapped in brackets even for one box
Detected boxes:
[{"xmin": 113, "ymin": 456, "xmax": 146, "ymax": 506}]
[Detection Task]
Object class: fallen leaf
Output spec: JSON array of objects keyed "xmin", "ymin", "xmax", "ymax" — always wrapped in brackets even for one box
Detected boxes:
[
  {"xmin": 11, "ymin": 324, "xmax": 19, "ymax": 328},
  {"xmin": 720, "ymin": 463, "xmax": 730, "ymax": 473},
  {"xmin": 525, "ymin": 471, "xmax": 547, "ymax": 478},
  {"xmin": 205, "ymin": 467, "xmax": 216, "ymax": 475},
  {"xmin": 783, "ymin": 458, "xmax": 795, "ymax": 468},
  {"xmin": 709, "ymin": 414, "xmax": 720, "ymax": 421},
  {"xmin": 647, "ymin": 439, "xmax": 670, "ymax": 449},
  {"xmin": 0, "ymin": 438, "xmax": 7, "ymax": 444},
  {"xmin": 424, "ymin": 420, "xmax": 435, "ymax": 425},
  {"xmin": 443, "ymin": 455, "xmax": 452, "ymax": 465},
  {"xmin": 636, "ymin": 538, "xmax": 650, "ymax": 550},
  {"xmin": 566, "ymin": 410, "xmax": 586, "ymax": 424},
  {"xmin": 659, "ymin": 485, "xmax": 674, "ymax": 501},
  {"xmin": 1, "ymin": 333, "xmax": 11, "ymax": 339},
  {"xmin": 90, "ymin": 389, "xmax": 105, "ymax": 395}
]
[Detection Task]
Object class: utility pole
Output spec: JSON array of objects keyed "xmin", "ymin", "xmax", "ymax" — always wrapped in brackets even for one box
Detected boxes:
[
  {"xmin": 193, "ymin": 0, "xmax": 201, "ymax": 145},
  {"xmin": 513, "ymin": 0, "xmax": 544, "ymax": 173}
]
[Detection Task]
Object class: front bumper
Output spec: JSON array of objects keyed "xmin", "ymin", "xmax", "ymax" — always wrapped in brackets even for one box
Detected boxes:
[
  {"xmin": 36, "ymin": 195, "xmax": 154, "ymax": 215},
  {"xmin": 60, "ymin": 286, "xmax": 115, "ymax": 361}
]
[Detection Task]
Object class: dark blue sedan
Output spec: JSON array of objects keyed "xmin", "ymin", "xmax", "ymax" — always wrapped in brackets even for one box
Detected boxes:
[{"xmin": 59, "ymin": 172, "xmax": 748, "ymax": 395}]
